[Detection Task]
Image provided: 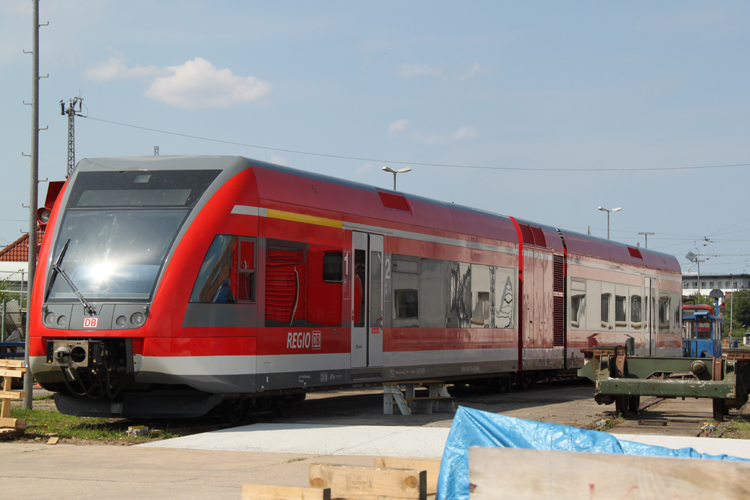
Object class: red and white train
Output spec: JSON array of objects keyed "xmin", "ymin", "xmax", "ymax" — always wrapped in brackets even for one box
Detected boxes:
[{"xmin": 29, "ymin": 156, "xmax": 682, "ymax": 417}]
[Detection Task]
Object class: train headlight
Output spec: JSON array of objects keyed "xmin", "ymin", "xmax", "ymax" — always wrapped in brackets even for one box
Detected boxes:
[
  {"xmin": 130, "ymin": 312, "xmax": 145, "ymax": 326},
  {"xmin": 56, "ymin": 315, "xmax": 68, "ymax": 328},
  {"xmin": 115, "ymin": 315, "xmax": 127, "ymax": 327},
  {"xmin": 44, "ymin": 312, "xmax": 55, "ymax": 326}
]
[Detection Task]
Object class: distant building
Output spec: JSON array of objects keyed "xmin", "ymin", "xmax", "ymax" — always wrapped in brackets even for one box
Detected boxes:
[
  {"xmin": 0, "ymin": 232, "xmax": 43, "ymax": 292},
  {"xmin": 681, "ymin": 272, "xmax": 750, "ymax": 299}
]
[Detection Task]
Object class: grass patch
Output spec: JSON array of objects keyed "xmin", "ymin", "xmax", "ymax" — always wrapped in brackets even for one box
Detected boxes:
[
  {"xmin": 10, "ymin": 407, "xmax": 181, "ymax": 442},
  {"xmin": 721, "ymin": 418, "xmax": 750, "ymax": 439},
  {"xmin": 595, "ymin": 414, "xmax": 625, "ymax": 432}
]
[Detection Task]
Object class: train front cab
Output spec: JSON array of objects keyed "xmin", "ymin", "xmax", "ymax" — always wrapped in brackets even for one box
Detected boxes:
[
  {"xmin": 682, "ymin": 305, "xmax": 723, "ymax": 358},
  {"xmin": 29, "ymin": 157, "xmax": 267, "ymax": 417}
]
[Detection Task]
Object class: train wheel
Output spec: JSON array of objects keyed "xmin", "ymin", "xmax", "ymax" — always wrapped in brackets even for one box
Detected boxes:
[
  {"xmin": 274, "ymin": 398, "xmax": 294, "ymax": 417},
  {"xmin": 615, "ymin": 396, "xmax": 629, "ymax": 418},
  {"xmin": 712, "ymin": 399, "xmax": 726, "ymax": 422},
  {"xmin": 627, "ymin": 395, "xmax": 640, "ymax": 415},
  {"xmin": 222, "ymin": 399, "xmax": 247, "ymax": 424}
]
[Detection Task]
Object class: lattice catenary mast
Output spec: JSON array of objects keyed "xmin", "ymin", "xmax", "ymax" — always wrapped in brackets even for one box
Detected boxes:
[{"xmin": 60, "ymin": 97, "xmax": 83, "ymax": 178}]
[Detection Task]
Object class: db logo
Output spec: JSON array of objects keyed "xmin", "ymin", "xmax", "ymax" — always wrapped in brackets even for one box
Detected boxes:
[
  {"xmin": 312, "ymin": 331, "xmax": 321, "ymax": 350},
  {"xmin": 83, "ymin": 317, "xmax": 99, "ymax": 329}
]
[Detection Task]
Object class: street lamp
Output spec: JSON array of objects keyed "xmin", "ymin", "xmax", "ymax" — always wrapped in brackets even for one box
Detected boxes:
[
  {"xmin": 638, "ymin": 232, "xmax": 655, "ymax": 249},
  {"xmin": 382, "ymin": 166, "xmax": 411, "ymax": 190},
  {"xmin": 597, "ymin": 206, "xmax": 621, "ymax": 240}
]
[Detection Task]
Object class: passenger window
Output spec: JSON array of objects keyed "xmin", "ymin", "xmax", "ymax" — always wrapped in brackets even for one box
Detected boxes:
[
  {"xmin": 630, "ymin": 295, "xmax": 642, "ymax": 328},
  {"xmin": 391, "ymin": 256, "xmax": 419, "ymax": 327},
  {"xmin": 448, "ymin": 263, "xmax": 472, "ymax": 328},
  {"xmin": 570, "ymin": 294, "xmax": 586, "ymax": 329},
  {"xmin": 191, "ymin": 235, "xmax": 243, "ymax": 304},
  {"xmin": 659, "ymin": 295, "xmax": 670, "ymax": 331},
  {"xmin": 615, "ymin": 296, "xmax": 627, "ymax": 326},
  {"xmin": 494, "ymin": 267, "xmax": 515, "ymax": 329},
  {"xmin": 418, "ymin": 258, "xmax": 446, "ymax": 328},
  {"xmin": 471, "ymin": 265, "xmax": 492, "ymax": 328},
  {"xmin": 322, "ymin": 252, "xmax": 342, "ymax": 282},
  {"xmin": 394, "ymin": 289, "xmax": 419, "ymax": 319}
]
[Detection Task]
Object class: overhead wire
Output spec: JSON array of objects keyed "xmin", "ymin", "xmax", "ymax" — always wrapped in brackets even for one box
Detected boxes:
[{"xmin": 83, "ymin": 116, "xmax": 750, "ymax": 173}]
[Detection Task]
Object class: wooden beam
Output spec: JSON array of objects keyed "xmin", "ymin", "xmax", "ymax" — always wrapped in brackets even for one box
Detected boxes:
[
  {"xmin": 241, "ymin": 484, "xmax": 330, "ymax": 500},
  {"xmin": 0, "ymin": 391, "xmax": 26, "ymax": 400},
  {"xmin": 0, "ymin": 369, "xmax": 26, "ymax": 378},
  {"xmin": 0, "ymin": 360, "xmax": 26, "ymax": 368},
  {"xmin": 0, "ymin": 417, "xmax": 26, "ymax": 428},
  {"xmin": 1, "ymin": 377, "xmax": 11, "ymax": 419},
  {"xmin": 374, "ymin": 457, "xmax": 441, "ymax": 496},
  {"xmin": 310, "ymin": 464, "xmax": 426, "ymax": 500},
  {"xmin": 469, "ymin": 447, "xmax": 750, "ymax": 500}
]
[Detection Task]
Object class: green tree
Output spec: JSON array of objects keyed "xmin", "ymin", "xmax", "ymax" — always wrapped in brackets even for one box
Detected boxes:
[
  {"xmin": 725, "ymin": 291, "xmax": 750, "ymax": 338},
  {"xmin": 0, "ymin": 278, "xmax": 24, "ymax": 304},
  {"xmin": 687, "ymin": 292, "xmax": 715, "ymax": 307}
]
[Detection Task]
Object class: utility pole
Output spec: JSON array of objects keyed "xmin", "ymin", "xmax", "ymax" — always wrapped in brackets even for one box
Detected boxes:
[
  {"xmin": 24, "ymin": 0, "xmax": 46, "ymax": 410},
  {"xmin": 61, "ymin": 97, "xmax": 83, "ymax": 178},
  {"xmin": 731, "ymin": 275, "xmax": 734, "ymax": 336}
]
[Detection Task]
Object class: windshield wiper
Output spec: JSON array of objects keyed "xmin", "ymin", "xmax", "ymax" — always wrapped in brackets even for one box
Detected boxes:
[{"xmin": 45, "ymin": 238, "xmax": 97, "ymax": 316}]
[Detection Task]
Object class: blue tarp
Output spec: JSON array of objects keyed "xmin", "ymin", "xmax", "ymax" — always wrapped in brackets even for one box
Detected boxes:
[{"xmin": 437, "ymin": 406, "xmax": 746, "ymax": 500}]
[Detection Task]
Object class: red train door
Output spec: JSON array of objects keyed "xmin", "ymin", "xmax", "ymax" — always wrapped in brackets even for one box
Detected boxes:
[{"xmin": 351, "ymin": 232, "xmax": 384, "ymax": 368}]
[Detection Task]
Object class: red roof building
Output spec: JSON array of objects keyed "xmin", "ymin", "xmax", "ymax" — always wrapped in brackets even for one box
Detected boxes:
[{"xmin": 0, "ymin": 230, "xmax": 44, "ymax": 263}]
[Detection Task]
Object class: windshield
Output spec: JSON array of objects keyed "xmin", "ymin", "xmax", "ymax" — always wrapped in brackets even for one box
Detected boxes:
[{"xmin": 46, "ymin": 210, "xmax": 187, "ymax": 301}]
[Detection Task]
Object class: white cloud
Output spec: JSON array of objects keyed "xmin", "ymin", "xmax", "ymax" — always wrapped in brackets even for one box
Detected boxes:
[
  {"xmin": 399, "ymin": 63, "xmax": 443, "ymax": 77},
  {"xmin": 84, "ymin": 53, "xmax": 160, "ymax": 82},
  {"xmin": 84, "ymin": 54, "xmax": 271, "ymax": 109},
  {"xmin": 388, "ymin": 120, "xmax": 409, "ymax": 135},
  {"xmin": 451, "ymin": 126, "xmax": 477, "ymax": 140},
  {"xmin": 456, "ymin": 63, "xmax": 490, "ymax": 81},
  {"xmin": 145, "ymin": 58, "xmax": 271, "ymax": 109},
  {"xmin": 270, "ymin": 154, "xmax": 287, "ymax": 166}
]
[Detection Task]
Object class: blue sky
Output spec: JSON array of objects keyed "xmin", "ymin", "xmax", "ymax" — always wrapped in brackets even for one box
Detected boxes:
[{"xmin": 1, "ymin": 1, "xmax": 749, "ymax": 275}]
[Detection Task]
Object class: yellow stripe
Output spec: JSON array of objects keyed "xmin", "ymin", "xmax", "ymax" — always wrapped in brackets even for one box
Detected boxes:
[{"xmin": 266, "ymin": 209, "xmax": 343, "ymax": 229}]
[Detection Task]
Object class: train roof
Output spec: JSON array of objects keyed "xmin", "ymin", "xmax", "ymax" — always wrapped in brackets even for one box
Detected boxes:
[{"xmin": 77, "ymin": 155, "xmax": 680, "ymax": 273}]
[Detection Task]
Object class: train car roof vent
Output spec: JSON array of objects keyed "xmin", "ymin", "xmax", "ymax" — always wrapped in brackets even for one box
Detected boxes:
[
  {"xmin": 628, "ymin": 247, "xmax": 643, "ymax": 260},
  {"xmin": 377, "ymin": 191, "xmax": 412, "ymax": 213}
]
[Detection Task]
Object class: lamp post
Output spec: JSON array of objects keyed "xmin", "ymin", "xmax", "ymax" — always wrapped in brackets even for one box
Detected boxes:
[
  {"xmin": 382, "ymin": 166, "xmax": 411, "ymax": 190},
  {"xmin": 597, "ymin": 206, "xmax": 621, "ymax": 240}
]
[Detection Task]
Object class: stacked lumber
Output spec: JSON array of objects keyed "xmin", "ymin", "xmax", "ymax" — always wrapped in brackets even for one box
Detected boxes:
[
  {"xmin": 242, "ymin": 457, "xmax": 440, "ymax": 500},
  {"xmin": 468, "ymin": 447, "xmax": 750, "ymax": 499},
  {"xmin": 0, "ymin": 360, "xmax": 27, "ymax": 439}
]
